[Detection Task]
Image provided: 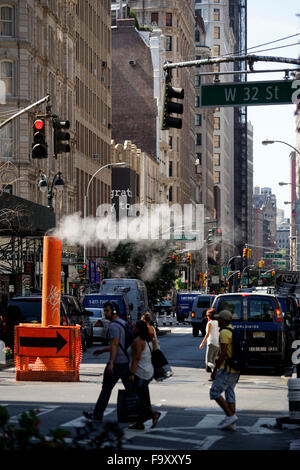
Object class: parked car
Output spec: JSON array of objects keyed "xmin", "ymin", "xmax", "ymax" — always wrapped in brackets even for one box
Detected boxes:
[
  {"xmin": 188, "ymin": 294, "xmax": 215, "ymax": 337},
  {"xmin": 84, "ymin": 307, "xmax": 110, "ymax": 344},
  {"xmin": 175, "ymin": 291, "xmax": 203, "ymax": 323},
  {"xmin": 212, "ymin": 293, "xmax": 289, "ymax": 373},
  {"xmin": 4, "ymin": 295, "xmax": 93, "ymax": 351},
  {"xmin": 82, "ymin": 293, "xmax": 130, "ymax": 321}
]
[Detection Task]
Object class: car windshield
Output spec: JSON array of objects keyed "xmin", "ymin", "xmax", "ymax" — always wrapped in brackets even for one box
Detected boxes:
[
  {"xmin": 215, "ymin": 296, "xmax": 243, "ymax": 320},
  {"xmin": 248, "ymin": 298, "xmax": 275, "ymax": 322},
  {"xmin": 197, "ymin": 299, "xmax": 211, "ymax": 308},
  {"xmin": 8, "ymin": 299, "xmax": 42, "ymax": 323}
]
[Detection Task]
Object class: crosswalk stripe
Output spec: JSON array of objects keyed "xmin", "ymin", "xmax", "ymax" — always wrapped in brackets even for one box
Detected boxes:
[
  {"xmin": 198, "ymin": 436, "xmax": 223, "ymax": 450},
  {"xmin": 241, "ymin": 417, "xmax": 276, "ymax": 434},
  {"xmin": 9, "ymin": 406, "xmax": 58, "ymax": 424},
  {"xmin": 61, "ymin": 407, "xmax": 115, "ymax": 428},
  {"xmin": 195, "ymin": 414, "xmax": 225, "ymax": 428}
]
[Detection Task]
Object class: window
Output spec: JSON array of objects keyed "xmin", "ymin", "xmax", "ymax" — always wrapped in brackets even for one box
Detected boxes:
[
  {"xmin": 214, "ymin": 44, "xmax": 220, "ymax": 56},
  {"xmin": 151, "ymin": 12, "xmax": 158, "ymax": 25},
  {"xmin": 169, "ymin": 161, "xmax": 173, "ymax": 177},
  {"xmin": 216, "ymin": 297, "xmax": 243, "ymax": 320},
  {"xmin": 0, "ymin": 121, "xmax": 13, "ymax": 158},
  {"xmin": 195, "ymin": 114, "xmax": 202, "ymax": 126},
  {"xmin": 214, "ymin": 116, "xmax": 220, "ymax": 130},
  {"xmin": 196, "ymin": 133, "xmax": 202, "ymax": 146},
  {"xmin": 195, "ymin": 75, "xmax": 201, "ymax": 87},
  {"xmin": 169, "ymin": 136, "xmax": 173, "ymax": 149},
  {"xmin": 214, "ymin": 171, "xmax": 220, "ymax": 184},
  {"xmin": 214, "ymin": 26, "xmax": 220, "ymax": 39},
  {"xmin": 196, "ymin": 153, "xmax": 202, "ymax": 165},
  {"xmin": 0, "ymin": 6, "xmax": 13, "ymax": 36},
  {"xmin": 0, "ymin": 61, "xmax": 13, "ymax": 95},
  {"xmin": 166, "ymin": 12, "xmax": 172, "ymax": 26},
  {"xmin": 168, "ymin": 186, "xmax": 173, "ymax": 202},
  {"xmin": 195, "ymin": 55, "xmax": 201, "ymax": 68},
  {"xmin": 195, "ymin": 29, "xmax": 200, "ymax": 42},
  {"xmin": 213, "ymin": 63, "xmax": 220, "ymax": 72},
  {"xmin": 214, "ymin": 134, "xmax": 220, "ymax": 147},
  {"xmin": 248, "ymin": 298, "xmax": 275, "ymax": 322},
  {"xmin": 195, "ymin": 96, "xmax": 200, "ymax": 108},
  {"xmin": 213, "ymin": 8, "xmax": 220, "ymax": 21},
  {"xmin": 214, "ymin": 0, "xmax": 220, "ymax": 3},
  {"xmin": 166, "ymin": 36, "xmax": 172, "ymax": 51},
  {"xmin": 214, "ymin": 153, "xmax": 220, "ymax": 166}
]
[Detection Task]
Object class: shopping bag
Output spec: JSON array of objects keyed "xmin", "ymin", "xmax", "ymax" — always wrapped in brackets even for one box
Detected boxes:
[
  {"xmin": 117, "ymin": 388, "xmax": 141, "ymax": 423},
  {"xmin": 151, "ymin": 349, "xmax": 173, "ymax": 382}
]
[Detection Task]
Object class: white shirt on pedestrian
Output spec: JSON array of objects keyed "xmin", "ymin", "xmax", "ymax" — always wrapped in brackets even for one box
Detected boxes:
[
  {"xmin": 127, "ymin": 341, "xmax": 154, "ymax": 381},
  {"xmin": 206, "ymin": 319, "xmax": 219, "ymax": 346}
]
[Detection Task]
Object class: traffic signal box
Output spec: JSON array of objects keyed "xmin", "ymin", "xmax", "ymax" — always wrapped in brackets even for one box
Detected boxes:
[
  {"xmin": 32, "ymin": 119, "xmax": 47, "ymax": 159},
  {"xmin": 186, "ymin": 253, "xmax": 191, "ymax": 264},
  {"xmin": 14, "ymin": 237, "xmax": 82, "ymax": 382},
  {"xmin": 259, "ymin": 259, "xmax": 265, "ymax": 268},
  {"xmin": 161, "ymin": 78, "xmax": 184, "ymax": 130},
  {"xmin": 53, "ymin": 118, "xmax": 71, "ymax": 155}
]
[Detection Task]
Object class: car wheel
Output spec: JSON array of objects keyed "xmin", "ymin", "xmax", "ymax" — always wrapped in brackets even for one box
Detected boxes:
[{"xmin": 192, "ymin": 327, "xmax": 199, "ymax": 337}]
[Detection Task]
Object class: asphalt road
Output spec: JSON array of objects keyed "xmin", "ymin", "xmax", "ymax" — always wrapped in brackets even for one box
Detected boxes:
[{"xmin": 0, "ymin": 326, "xmax": 300, "ymax": 453}]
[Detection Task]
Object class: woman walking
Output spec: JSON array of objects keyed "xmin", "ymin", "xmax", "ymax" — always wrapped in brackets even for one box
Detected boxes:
[
  {"xmin": 142, "ymin": 312, "xmax": 160, "ymax": 350},
  {"xmin": 199, "ymin": 308, "xmax": 220, "ymax": 375},
  {"xmin": 127, "ymin": 320, "xmax": 161, "ymax": 430}
]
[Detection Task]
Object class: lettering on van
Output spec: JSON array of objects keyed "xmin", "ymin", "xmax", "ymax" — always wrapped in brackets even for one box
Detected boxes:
[{"xmin": 276, "ymin": 272, "xmax": 300, "ymax": 285}]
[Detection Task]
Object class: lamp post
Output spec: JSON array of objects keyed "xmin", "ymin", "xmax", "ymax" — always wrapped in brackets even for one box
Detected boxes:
[
  {"xmin": 262, "ymin": 140, "xmax": 300, "ymax": 271},
  {"xmin": 38, "ymin": 171, "xmax": 64, "ymax": 211},
  {"xmin": 83, "ymin": 162, "xmax": 126, "ymax": 266}
]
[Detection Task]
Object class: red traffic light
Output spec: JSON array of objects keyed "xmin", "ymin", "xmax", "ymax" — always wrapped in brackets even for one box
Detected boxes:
[
  {"xmin": 34, "ymin": 119, "xmax": 44, "ymax": 131},
  {"xmin": 82, "ymin": 264, "xmax": 87, "ymax": 269}
]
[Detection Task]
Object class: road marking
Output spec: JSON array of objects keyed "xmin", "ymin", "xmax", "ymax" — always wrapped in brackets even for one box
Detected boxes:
[
  {"xmin": 241, "ymin": 417, "xmax": 277, "ymax": 434},
  {"xmin": 198, "ymin": 436, "xmax": 223, "ymax": 450},
  {"xmin": 9, "ymin": 406, "xmax": 59, "ymax": 424},
  {"xmin": 123, "ymin": 444, "xmax": 169, "ymax": 450},
  {"xmin": 61, "ymin": 407, "xmax": 114, "ymax": 428},
  {"xmin": 125, "ymin": 431, "xmax": 207, "ymax": 447},
  {"xmin": 195, "ymin": 414, "xmax": 225, "ymax": 428}
]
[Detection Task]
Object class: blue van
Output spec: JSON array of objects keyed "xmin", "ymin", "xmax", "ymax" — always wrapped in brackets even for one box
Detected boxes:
[
  {"xmin": 82, "ymin": 294, "xmax": 130, "ymax": 321},
  {"xmin": 176, "ymin": 292, "xmax": 202, "ymax": 323},
  {"xmin": 212, "ymin": 293, "xmax": 287, "ymax": 372}
]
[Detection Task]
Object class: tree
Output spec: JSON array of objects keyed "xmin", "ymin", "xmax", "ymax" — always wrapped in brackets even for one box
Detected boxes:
[{"xmin": 106, "ymin": 241, "xmax": 178, "ymax": 307}]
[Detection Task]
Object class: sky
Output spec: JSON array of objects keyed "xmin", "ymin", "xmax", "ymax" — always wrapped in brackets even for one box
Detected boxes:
[{"xmin": 247, "ymin": 0, "xmax": 300, "ymax": 218}]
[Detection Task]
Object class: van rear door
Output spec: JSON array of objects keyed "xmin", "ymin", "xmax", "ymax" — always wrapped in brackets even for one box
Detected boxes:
[{"xmin": 246, "ymin": 296, "xmax": 284, "ymax": 359}]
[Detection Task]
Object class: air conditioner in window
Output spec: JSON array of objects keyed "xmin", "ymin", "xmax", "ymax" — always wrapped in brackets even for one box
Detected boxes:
[{"xmin": 129, "ymin": 60, "xmax": 136, "ymax": 66}]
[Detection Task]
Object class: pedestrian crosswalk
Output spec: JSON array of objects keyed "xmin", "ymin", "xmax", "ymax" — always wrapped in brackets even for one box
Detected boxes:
[{"xmin": 0, "ymin": 401, "xmax": 286, "ymax": 451}]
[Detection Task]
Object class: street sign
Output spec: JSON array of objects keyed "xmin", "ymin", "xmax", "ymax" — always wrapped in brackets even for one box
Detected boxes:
[
  {"xmin": 200, "ymin": 80, "xmax": 294, "ymax": 108},
  {"xmin": 18, "ymin": 328, "xmax": 69, "ymax": 357},
  {"xmin": 222, "ymin": 267, "xmax": 229, "ymax": 277},
  {"xmin": 241, "ymin": 276, "xmax": 247, "ymax": 285},
  {"xmin": 265, "ymin": 253, "xmax": 283, "ymax": 259},
  {"xmin": 272, "ymin": 260, "xmax": 286, "ymax": 266}
]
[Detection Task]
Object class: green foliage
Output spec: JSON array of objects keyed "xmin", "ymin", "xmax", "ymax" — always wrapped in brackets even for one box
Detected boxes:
[
  {"xmin": 175, "ymin": 277, "xmax": 185, "ymax": 290},
  {"xmin": 107, "ymin": 242, "xmax": 178, "ymax": 307},
  {"xmin": 129, "ymin": 9, "xmax": 140, "ymax": 29},
  {"xmin": 0, "ymin": 405, "xmax": 123, "ymax": 450}
]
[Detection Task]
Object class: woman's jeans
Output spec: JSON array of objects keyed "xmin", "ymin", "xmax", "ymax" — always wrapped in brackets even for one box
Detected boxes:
[{"xmin": 133, "ymin": 375, "xmax": 153, "ymax": 423}]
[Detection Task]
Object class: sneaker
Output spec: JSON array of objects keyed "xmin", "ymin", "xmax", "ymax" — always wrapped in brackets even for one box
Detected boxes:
[
  {"xmin": 82, "ymin": 411, "xmax": 102, "ymax": 423},
  {"xmin": 218, "ymin": 414, "xmax": 238, "ymax": 430},
  {"xmin": 226, "ymin": 423, "xmax": 237, "ymax": 431}
]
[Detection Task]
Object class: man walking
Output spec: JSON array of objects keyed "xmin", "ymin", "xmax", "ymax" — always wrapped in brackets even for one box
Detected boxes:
[
  {"xmin": 209, "ymin": 310, "xmax": 240, "ymax": 430},
  {"xmin": 83, "ymin": 302, "xmax": 131, "ymax": 422}
]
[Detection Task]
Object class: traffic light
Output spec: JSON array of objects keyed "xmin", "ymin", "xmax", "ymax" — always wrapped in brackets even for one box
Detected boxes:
[
  {"xmin": 32, "ymin": 118, "xmax": 47, "ymax": 159},
  {"xmin": 171, "ymin": 254, "xmax": 176, "ymax": 263},
  {"xmin": 82, "ymin": 264, "xmax": 87, "ymax": 276},
  {"xmin": 186, "ymin": 253, "xmax": 191, "ymax": 264},
  {"xmin": 242, "ymin": 248, "xmax": 247, "ymax": 259},
  {"xmin": 237, "ymin": 272, "xmax": 241, "ymax": 279},
  {"xmin": 53, "ymin": 117, "xmax": 71, "ymax": 155},
  {"xmin": 160, "ymin": 81, "xmax": 184, "ymax": 130},
  {"xmin": 247, "ymin": 248, "xmax": 252, "ymax": 258},
  {"xmin": 259, "ymin": 259, "xmax": 265, "ymax": 268},
  {"xmin": 216, "ymin": 228, "xmax": 222, "ymax": 238},
  {"xmin": 207, "ymin": 228, "xmax": 214, "ymax": 244}
]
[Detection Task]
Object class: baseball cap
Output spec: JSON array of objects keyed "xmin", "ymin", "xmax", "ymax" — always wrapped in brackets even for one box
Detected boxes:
[{"xmin": 214, "ymin": 310, "xmax": 233, "ymax": 321}]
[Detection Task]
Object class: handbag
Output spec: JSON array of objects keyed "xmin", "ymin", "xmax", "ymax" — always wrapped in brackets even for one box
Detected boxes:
[
  {"xmin": 150, "ymin": 347, "xmax": 173, "ymax": 382},
  {"xmin": 117, "ymin": 388, "xmax": 142, "ymax": 423}
]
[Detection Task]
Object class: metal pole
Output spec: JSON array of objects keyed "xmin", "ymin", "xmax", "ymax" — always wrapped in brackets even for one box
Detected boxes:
[
  {"xmin": 0, "ymin": 95, "xmax": 50, "ymax": 129},
  {"xmin": 205, "ymin": 241, "xmax": 208, "ymax": 294},
  {"xmin": 83, "ymin": 194, "xmax": 87, "ymax": 265}
]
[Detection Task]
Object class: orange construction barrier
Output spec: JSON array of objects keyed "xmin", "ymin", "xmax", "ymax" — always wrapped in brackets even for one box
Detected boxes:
[{"xmin": 14, "ymin": 236, "xmax": 82, "ymax": 382}]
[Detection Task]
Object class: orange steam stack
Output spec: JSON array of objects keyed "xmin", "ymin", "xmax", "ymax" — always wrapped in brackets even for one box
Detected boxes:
[{"xmin": 14, "ymin": 236, "xmax": 82, "ymax": 382}]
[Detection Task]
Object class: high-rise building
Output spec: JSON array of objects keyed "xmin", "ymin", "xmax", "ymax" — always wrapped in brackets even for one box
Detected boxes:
[
  {"xmin": 247, "ymin": 121, "xmax": 253, "ymax": 248},
  {"xmin": 195, "ymin": 0, "xmax": 236, "ymax": 263},
  {"xmin": 128, "ymin": 0, "xmax": 196, "ymax": 206}
]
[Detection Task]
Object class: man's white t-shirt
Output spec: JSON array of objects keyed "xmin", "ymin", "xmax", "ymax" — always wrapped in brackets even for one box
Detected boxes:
[{"xmin": 206, "ymin": 319, "xmax": 219, "ymax": 346}]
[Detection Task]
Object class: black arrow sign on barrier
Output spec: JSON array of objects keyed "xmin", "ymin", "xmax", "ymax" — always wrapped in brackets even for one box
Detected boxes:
[{"xmin": 20, "ymin": 332, "xmax": 68, "ymax": 353}]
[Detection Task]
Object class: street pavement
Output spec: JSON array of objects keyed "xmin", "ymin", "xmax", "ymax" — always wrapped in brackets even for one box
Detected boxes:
[{"xmin": 0, "ymin": 325, "xmax": 300, "ymax": 451}]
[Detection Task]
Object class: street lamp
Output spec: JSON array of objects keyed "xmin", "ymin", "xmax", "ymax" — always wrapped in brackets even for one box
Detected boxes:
[
  {"xmin": 262, "ymin": 140, "xmax": 300, "ymax": 155},
  {"xmin": 38, "ymin": 171, "xmax": 64, "ymax": 211},
  {"xmin": 83, "ymin": 162, "xmax": 126, "ymax": 266}
]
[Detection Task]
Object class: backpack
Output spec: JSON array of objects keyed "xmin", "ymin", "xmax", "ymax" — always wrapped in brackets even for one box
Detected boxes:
[
  {"xmin": 221, "ymin": 326, "xmax": 248, "ymax": 372},
  {"xmin": 113, "ymin": 319, "xmax": 134, "ymax": 357}
]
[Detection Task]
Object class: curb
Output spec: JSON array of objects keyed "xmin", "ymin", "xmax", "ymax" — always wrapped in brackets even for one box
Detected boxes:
[
  {"xmin": 0, "ymin": 359, "xmax": 15, "ymax": 370},
  {"xmin": 157, "ymin": 329, "xmax": 171, "ymax": 336}
]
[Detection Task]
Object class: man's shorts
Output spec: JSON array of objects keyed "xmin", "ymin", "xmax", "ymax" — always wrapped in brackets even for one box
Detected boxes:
[{"xmin": 210, "ymin": 369, "xmax": 240, "ymax": 404}]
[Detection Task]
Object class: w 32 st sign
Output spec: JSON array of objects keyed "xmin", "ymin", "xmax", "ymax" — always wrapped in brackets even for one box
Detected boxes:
[{"xmin": 200, "ymin": 80, "xmax": 300, "ymax": 108}]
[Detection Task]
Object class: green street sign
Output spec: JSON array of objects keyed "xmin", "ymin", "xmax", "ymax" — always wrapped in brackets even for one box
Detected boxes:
[
  {"xmin": 170, "ymin": 233, "xmax": 197, "ymax": 241},
  {"xmin": 241, "ymin": 276, "xmax": 247, "ymax": 285},
  {"xmin": 222, "ymin": 266, "xmax": 229, "ymax": 277},
  {"xmin": 200, "ymin": 80, "xmax": 294, "ymax": 108},
  {"xmin": 265, "ymin": 253, "xmax": 283, "ymax": 259},
  {"xmin": 272, "ymin": 260, "xmax": 286, "ymax": 266}
]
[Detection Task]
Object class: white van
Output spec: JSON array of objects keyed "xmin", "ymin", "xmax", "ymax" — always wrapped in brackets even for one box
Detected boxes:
[{"xmin": 99, "ymin": 279, "xmax": 149, "ymax": 322}]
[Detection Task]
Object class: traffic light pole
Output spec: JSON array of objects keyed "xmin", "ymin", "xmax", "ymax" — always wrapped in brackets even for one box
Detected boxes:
[{"xmin": 0, "ymin": 95, "xmax": 50, "ymax": 129}]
